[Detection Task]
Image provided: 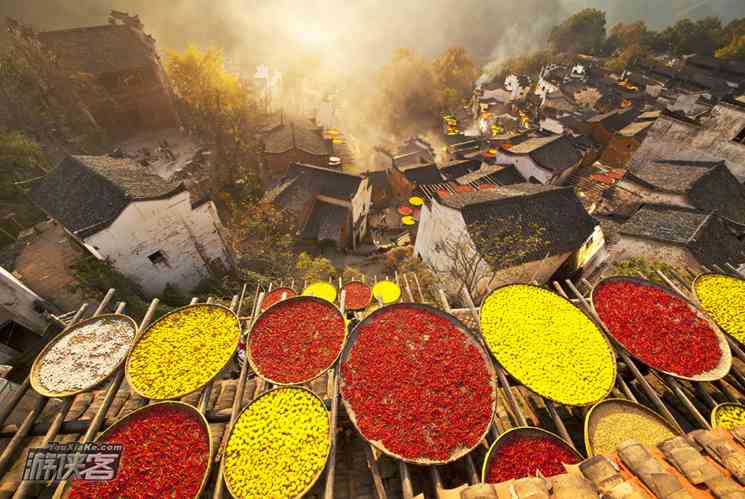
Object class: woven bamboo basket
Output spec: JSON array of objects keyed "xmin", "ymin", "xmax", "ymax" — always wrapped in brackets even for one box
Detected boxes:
[
  {"xmin": 584, "ymin": 398, "xmax": 681, "ymax": 456},
  {"xmin": 62, "ymin": 400, "xmax": 213, "ymax": 498},
  {"xmin": 125, "ymin": 303, "xmax": 240, "ymax": 400},
  {"xmin": 30, "ymin": 314, "xmax": 138, "ymax": 398},
  {"xmin": 220, "ymin": 386, "xmax": 332, "ymax": 499},
  {"xmin": 479, "ymin": 283, "xmax": 617, "ymax": 407},
  {"xmin": 341, "ymin": 281, "xmax": 372, "ymax": 311},
  {"xmin": 246, "ymin": 295, "xmax": 347, "ymax": 386},
  {"xmin": 710, "ymin": 401, "xmax": 745, "ymax": 429},
  {"xmin": 481, "ymin": 426, "xmax": 584, "ymax": 483},
  {"xmin": 260, "ymin": 287, "xmax": 297, "ymax": 312},
  {"xmin": 591, "ymin": 276, "xmax": 732, "ymax": 382},
  {"xmin": 692, "ymin": 272, "xmax": 745, "ymax": 348},
  {"xmin": 338, "ymin": 302, "xmax": 498, "ymax": 465}
]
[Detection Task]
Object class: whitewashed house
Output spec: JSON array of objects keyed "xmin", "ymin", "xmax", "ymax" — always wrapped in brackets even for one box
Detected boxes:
[
  {"xmin": 414, "ymin": 184, "xmax": 603, "ymax": 295},
  {"xmin": 491, "ymin": 135, "xmax": 583, "ymax": 184},
  {"xmin": 30, "ymin": 155, "xmax": 232, "ymax": 296},
  {"xmin": 504, "ymin": 74, "xmax": 532, "ymax": 102}
]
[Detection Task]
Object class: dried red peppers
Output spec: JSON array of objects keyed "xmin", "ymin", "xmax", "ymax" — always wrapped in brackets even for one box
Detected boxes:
[
  {"xmin": 250, "ymin": 297, "xmax": 346, "ymax": 384},
  {"xmin": 340, "ymin": 305, "xmax": 494, "ymax": 462},
  {"xmin": 485, "ymin": 434, "xmax": 579, "ymax": 483},
  {"xmin": 594, "ymin": 280, "xmax": 721, "ymax": 377}
]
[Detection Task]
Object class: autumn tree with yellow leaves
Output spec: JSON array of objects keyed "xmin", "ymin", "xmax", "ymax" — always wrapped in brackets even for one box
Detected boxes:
[{"xmin": 165, "ymin": 46, "xmax": 261, "ymax": 196}]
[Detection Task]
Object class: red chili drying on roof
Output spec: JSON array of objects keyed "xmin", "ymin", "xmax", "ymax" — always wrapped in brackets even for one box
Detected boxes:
[
  {"xmin": 250, "ymin": 297, "xmax": 346, "ymax": 383},
  {"xmin": 486, "ymin": 435, "xmax": 579, "ymax": 483},
  {"xmin": 340, "ymin": 305, "xmax": 494, "ymax": 462},
  {"xmin": 261, "ymin": 287, "xmax": 297, "ymax": 312},
  {"xmin": 593, "ymin": 280, "xmax": 721, "ymax": 377},
  {"xmin": 69, "ymin": 404, "xmax": 209, "ymax": 498},
  {"xmin": 342, "ymin": 282, "xmax": 372, "ymax": 310}
]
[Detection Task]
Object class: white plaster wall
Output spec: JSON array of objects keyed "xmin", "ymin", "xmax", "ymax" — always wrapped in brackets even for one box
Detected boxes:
[
  {"xmin": 0, "ymin": 266, "xmax": 49, "ymax": 334},
  {"xmin": 491, "ymin": 152, "xmax": 551, "ymax": 183},
  {"xmin": 83, "ymin": 193, "xmax": 230, "ymax": 296},
  {"xmin": 351, "ymin": 177, "xmax": 372, "ymax": 241},
  {"xmin": 414, "ymin": 200, "xmax": 471, "ymax": 275}
]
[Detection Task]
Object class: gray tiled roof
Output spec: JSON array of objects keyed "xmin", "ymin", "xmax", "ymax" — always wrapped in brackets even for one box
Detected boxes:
[
  {"xmin": 620, "ymin": 205, "xmax": 709, "ymax": 244},
  {"xmin": 29, "ymin": 155, "xmax": 183, "ymax": 237},
  {"xmin": 38, "ymin": 24, "xmax": 154, "ymax": 74},
  {"xmin": 261, "ymin": 122, "xmax": 330, "ymax": 156},
  {"xmin": 506, "ymin": 135, "xmax": 583, "ymax": 173},
  {"xmin": 439, "ymin": 184, "xmax": 596, "ymax": 269}
]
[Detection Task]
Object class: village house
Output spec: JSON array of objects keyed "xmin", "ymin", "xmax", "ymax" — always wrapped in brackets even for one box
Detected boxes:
[
  {"xmin": 259, "ymin": 119, "xmax": 332, "ymax": 186},
  {"xmin": 263, "ymin": 163, "xmax": 371, "ymax": 250},
  {"xmin": 580, "ymin": 108, "xmax": 640, "ymax": 148},
  {"xmin": 14, "ymin": 12, "xmax": 180, "ymax": 140},
  {"xmin": 414, "ymin": 184, "xmax": 604, "ymax": 295},
  {"xmin": 28, "ymin": 155, "xmax": 232, "ymax": 296},
  {"xmin": 490, "ymin": 134, "xmax": 584, "ymax": 185},
  {"xmin": 614, "ymin": 204, "xmax": 745, "ymax": 271},
  {"xmin": 602, "ymin": 159, "xmax": 745, "ymax": 228},
  {"xmin": 0, "ymin": 267, "xmax": 56, "ymax": 363},
  {"xmin": 504, "ymin": 74, "xmax": 533, "ymax": 102},
  {"xmin": 629, "ymin": 100, "xmax": 745, "ymax": 181},
  {"xmin": 596, "ymin": 119, "xmax": 655, "ymax": 168}
]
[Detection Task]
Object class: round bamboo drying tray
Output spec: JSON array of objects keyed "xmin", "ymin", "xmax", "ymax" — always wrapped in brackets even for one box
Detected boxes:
[
  {"xmin": 62, "ymin": 400, "xmax": 213, "ymax": 499},
  {"xmin": 479, "ymin": 283, "xmax": 617, "ymax": 407},
  {"xmin": 338, "ymin": 302, "xmax": 498, "ymax": 465},
  {"xmin": 584, "ymin": 398, "xmax": 681, "ymax": 456},
  {"xmin": 125, "ymin": 303, "xmax": 240, "ymax": 400},
  {"xmin": 710, "ymin": 401, "xmax": 745, "ymax": 429},
  {"xmin": 341, "ymin": 281, "xmax": 372, "ymax": 311},
  {"xmin": 692, "ymin": 272, "xmax": 745, "ymax": 348},
  {"xmin": 302, "ymin": 281, "xmax": 337, "ymax": 303},
  {"xmin": 591, "ymin": 276, "xmax": 732, "ymax": 382},
  {"xmin": 260, "ymin": 287, "xmax": 297, "ymax": 312},
  {"xmin": 31, "ymin": 313, "xmax": 138, "ymax": 398},
  {"xmin": 481, "ymin": 426, "xmax": 583, "ymax": 483},
  {"xmin": 220, "ymin": 386, "xmax": 332, "ymax": 499},
  {"xmin": 246, "ymin": 296, "xmax": 347, "ymax": 386}
]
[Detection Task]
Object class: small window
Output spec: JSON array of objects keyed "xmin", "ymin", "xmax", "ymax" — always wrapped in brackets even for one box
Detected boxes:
[
  {"xmin": 147, "ymin": 250, "xmax": 168, "ymax": 266},
  {"xmin": 734, "ymin": 127, "xmax": 745, "ymax": 144}
]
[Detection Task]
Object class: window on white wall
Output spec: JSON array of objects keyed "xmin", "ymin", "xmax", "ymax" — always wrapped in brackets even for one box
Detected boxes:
[{"xmin": 147, "ymin": 250, "xmax": 169, "ymax": 266}]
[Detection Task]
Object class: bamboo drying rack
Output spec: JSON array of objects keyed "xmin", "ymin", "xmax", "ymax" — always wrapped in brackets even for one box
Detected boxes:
[{"xmin": 0, "ymin": 263, "xmax": 742, "ymax": 498}]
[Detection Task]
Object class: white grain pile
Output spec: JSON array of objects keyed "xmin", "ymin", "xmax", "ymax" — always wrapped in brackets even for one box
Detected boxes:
[{"xmin": 38, "ymin": 318, "xmax": 136, "ymax": 393}]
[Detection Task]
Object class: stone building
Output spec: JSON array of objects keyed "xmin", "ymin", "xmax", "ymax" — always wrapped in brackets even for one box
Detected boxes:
[
  {"xmin": 26, "ymin": 11, "xmax": 180, "ymax": 140},
  {"xmin": 29, "ymin": 155, "xmax": 232, "ymax": 296},
  {"xmin": 414, "ymin": 184, "xmax": 604, "ymax": 295},
  {"xmin": 263, "ymin": 163, "xmax": 371, "ymax": 250}
]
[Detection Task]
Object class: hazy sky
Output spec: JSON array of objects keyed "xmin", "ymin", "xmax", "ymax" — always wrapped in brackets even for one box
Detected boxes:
[{"xmin": 3, "ymin": 0, "xmax": 744, "ymax": 73}]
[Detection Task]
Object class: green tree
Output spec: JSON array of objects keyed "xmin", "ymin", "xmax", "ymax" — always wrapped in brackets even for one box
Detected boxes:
[
  {"xmin": 367, "ymin": 48, "xmax": 440, "ymax": 136},
  {"xmin": 0, "ymin": 130, "xmax": 47, "ymax": 199},
  {"xmin": 295, "ymin": 252, "xmax": 336, "ymax": 283},
  {"xmin": 654, "ymin": 17, "xmax": 724, "ymax": 56},
  {"xmin": 431, "ymin": 47, "xmax": 479, "ymax": 112},
  {"xmin": 549, "ymin": 9, "xmax": 607, "ymax": 55}
]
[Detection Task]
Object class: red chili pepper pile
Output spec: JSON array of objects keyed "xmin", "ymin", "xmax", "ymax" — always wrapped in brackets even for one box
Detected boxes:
[
  {"xmin": 486, "ymin": 434, "xmax": 579, "ymax": 483},
  {"xmin": 594, "ymin": 280, "xmax": 722, "ymax": 377},
  {"xmin": 69, "ymin": 404, "xmax": 209, "ymax": 498},
  {"xmin": 341, "ymin": 305, "xmax": 494, "ymax": 462},
  {"xmin": 342, "ymin": 282, "xmax": 372, "ymax": 310},
  {"xmin": 261, "ymin": 287, "xmax": 297, "ymax": 312},
  {"xmin": 250, "ymin": 298, "xmax": 346, "ymax": 383}
]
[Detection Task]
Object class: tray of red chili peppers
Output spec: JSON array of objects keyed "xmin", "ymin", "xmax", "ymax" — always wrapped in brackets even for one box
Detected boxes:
[
  {"xmin": 260, "ymin": 287, "xmax": 297, "ymax": 312},
  {"xmin": 591, "ymin": 276, "xmax": 731, "ymax": 382},
  {"xmin": 481, "ymin": 426, "xmax": 582, "ymax": 484},
  {"xmin": 66, "ymin": 401, "xmax": 211, "ymax": 499},
  {"xmin": 339, "ymin": 303, "xmax": 497, "ymax": 465},
  {"xmin": 341, "ymin": 281, "xmax": 372, "ymax": 311},
  {"xmin": 248, "ymin": 296, "xmax": 347, "ymax": 385}
]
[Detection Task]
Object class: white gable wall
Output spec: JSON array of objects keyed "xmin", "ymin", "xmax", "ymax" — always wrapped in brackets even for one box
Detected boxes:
[
  {"xmin": 490, "ymin": 151, "xmax": 552, "ymax": 183},
  {"xmin": 82, "ymin": 192, "xmax": 231, "ymax": 296}
]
